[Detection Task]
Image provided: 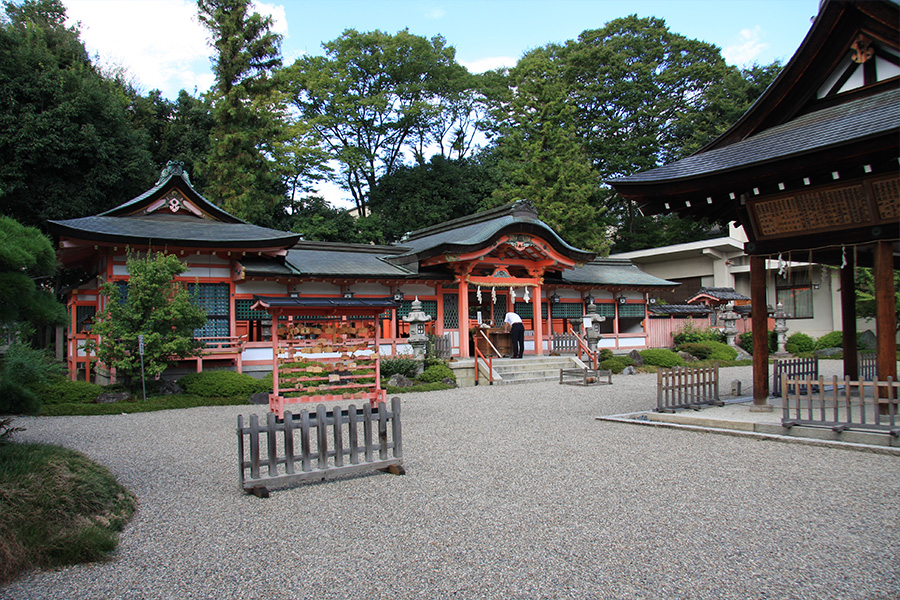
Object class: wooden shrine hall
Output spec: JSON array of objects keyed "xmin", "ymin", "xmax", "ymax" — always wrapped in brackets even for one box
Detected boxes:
[{"xmin": 611, "ymin": 0, "xmax": 900, "ymax": 408}]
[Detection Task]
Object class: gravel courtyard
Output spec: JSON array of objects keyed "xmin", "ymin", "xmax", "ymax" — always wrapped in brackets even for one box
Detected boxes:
[{"xmin": 3, "ymin": 364, "xmax": 899, "ymax": 600}]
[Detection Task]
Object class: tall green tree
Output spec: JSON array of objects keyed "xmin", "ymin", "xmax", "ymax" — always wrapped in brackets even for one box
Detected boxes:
[
  {"xmin": 856, "ymin": 268, "xmax": 900, "ymax": 333},
  {"xmin": 88, "ymin": 252, "xmax": 207, "ymax": 387},
  {"xmin": 485, "ymin": 46, "xmax": 608, "ymax": 253},
  {"xmin": 197, "ymin": 0, "xmax": 287, "ymax": 226},
  {"xmin": 286, "ymin": 29, "xmax": 471, "ymax": 217},
  {"xmin": 0, "ymin": 0, "xmax": 154, "ymax": 230}
]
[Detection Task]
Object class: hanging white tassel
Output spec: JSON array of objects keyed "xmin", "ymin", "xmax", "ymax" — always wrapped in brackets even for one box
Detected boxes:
[
  {"xmin": 523, "ymin": 286, "xmax": 531, "ymax": 302},
  {"xmin": 491, "ymin": 286, "xmax": 496, "ymax": 304},
  {"xmin": 841, "ymin": 246, "xmax": 847, "ymax": 269},
  {"xmin": 511, "ymin": 287, "xmax": 516, "ymax": 301},
  {"xmin": 778, "ymin": 253, "xmax": 786, "ymax": 277},
  {"xmin": 477, "ymin": 285, "xmax": 482, "ymax": 303}
]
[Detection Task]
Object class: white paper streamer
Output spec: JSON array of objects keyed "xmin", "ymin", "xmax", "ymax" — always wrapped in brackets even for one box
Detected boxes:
[
  {"xmin": 523, "ymin": 287, "xmax": 531, "ymax": 302},
  {"xmin": 476, "ymin": 285, "xmax": 482, "ymax": 303}
]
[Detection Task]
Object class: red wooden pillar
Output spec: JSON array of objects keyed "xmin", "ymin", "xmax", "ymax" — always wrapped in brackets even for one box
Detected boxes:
[
  {"xmin": 750, "ymin": 255, "xmax": 771, "ymax": 409},
  {"xmin": 459, "ymin": 280, "xmax": 469, "ymax": 358},
  {"xmin": 840, "ymin": 252, "xmax": 858, "ymax": 380},
  {"xmin": 873, "ymin": 241, "xmax": 897, "ymax": 382},
  {"xmin": 532, "ymin": 283, "xmax": 543, "ymax": 356}
]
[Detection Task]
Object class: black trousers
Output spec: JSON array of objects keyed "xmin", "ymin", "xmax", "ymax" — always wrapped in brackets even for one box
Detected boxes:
[{"xmin": 510, "ymin": 322, "xmax": 525, "ymax": 358}]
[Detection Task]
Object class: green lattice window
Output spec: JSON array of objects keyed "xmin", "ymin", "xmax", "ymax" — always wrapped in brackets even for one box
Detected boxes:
[
  {"xmin": 75, "ymin": 305, "xmax": 96, "ymax": 333},
  {"xmin": 188, "ymin": 283, "xmax": 230, "ymax": 337},
  {"xmin": 513, "ymin": 302, "xmax": 533, "ymax": 318},
  {"xmin": 594, "ymin": 303, "xmax": 616, "ymax": 317},
  {"xmin": 551, "ymin": 302, "xmax": 584, "ymax": 318},
  {"xmin": 398, "ymin": 300, "xmax": 437, "ymax": 319},
  {"xmin": 235, "ymin": 299, "xmax": 270, "ymax": 321},
  {"xmin": 618, "ymin": 303, "xmax": 646, "ymax": 318},
  {"xmin": 443, "ymin": 294, "xmax": 458, "ymax": 328}
]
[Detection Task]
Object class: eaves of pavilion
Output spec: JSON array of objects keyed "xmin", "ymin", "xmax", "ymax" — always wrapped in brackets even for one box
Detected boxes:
[{"xmin": 609, "ymin": 0, "xmax": 900, "ymax": 407}]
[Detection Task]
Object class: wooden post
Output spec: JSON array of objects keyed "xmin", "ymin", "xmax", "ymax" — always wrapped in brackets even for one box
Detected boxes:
[
  {"xmin": 750, "ymin": 255, "xmax": 772, "ymax": 410},
  {"xmin": 840, "ymin": 252, "xmax": 858, "ymax": 380},
  {"xmin": 458, "ymin": 279, "xmax": 469, "ymax": 358},
  {"xmin": 533, "ymin": 283, "xmax": 543, "ymax": 356},
  {"xmin": 874, "ymin": 241, "xmax": 898, "ymax": 382}
]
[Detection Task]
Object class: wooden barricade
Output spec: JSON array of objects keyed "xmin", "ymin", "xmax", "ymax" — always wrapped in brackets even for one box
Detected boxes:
[
  {"xmin": 772, "ymin": 356, "xmax": 818, "ymax": 397},
  {"xmin": 859, "ymin": 353, "xmax": 877, "ymax": 381},
  {"xmin": 782, "ymin": 376, "xmax": 899, "ymax": 434},
  {"xmin": 656, "ymin": 364, "xmax": 721, "ymax": 412},
  {"xmin": 560, "ymin": 367, "xmax": 612, "ymax": 386},
  {"xmin": 552, "ymin": 333, "xmax": 579, "ymax": 355},
  {"xmin": 237, "ymin": 397, "xmax": 404, "ymax": 496},
  {"xmin": 192, "ymin": 335, "xmax": 247, "ymax": 373}
]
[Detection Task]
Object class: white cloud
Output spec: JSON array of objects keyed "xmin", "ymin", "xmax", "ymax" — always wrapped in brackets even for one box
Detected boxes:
[
  {"xmin": 426, "ymin": 7, "xmax": 446, "ymax": 19},
  {"xmin": 722, "ymin": 26, "xmax": 769, "ymax": 66},
  {"xmin": 461, "ymin": 56, "xmax": 518, "ymax": 73},
  {"xmin": 63, "ymin": 0, "xmax": 289, "ymax": 99}
]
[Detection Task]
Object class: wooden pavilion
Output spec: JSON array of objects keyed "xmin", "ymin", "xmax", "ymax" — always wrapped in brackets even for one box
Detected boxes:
[{"xmin": 610, "ymin": 0, "xmax": 899, "ymax": 408}]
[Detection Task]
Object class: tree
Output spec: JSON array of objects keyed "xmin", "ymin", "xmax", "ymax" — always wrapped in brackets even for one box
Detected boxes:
[
  {"xmin": 286, "ymin": 29, "xmax": 471, "ymax": 216},
  {"xmin": 88, "ymin": 252, "xmax": 207, "ymax": 387},
  {"xmin": 0, "ymin": 0, "xmax": 154, "ymax": 230},
  {"xmin": 368, "ymin": 154, "xmax": 501, "ymax": 242},
  {"xmin": 284, "ymin": 196, "xmax": 382, "ymax": 244},
  {"xmin": 484, "ymin": 46, "xmax": 608, "ymax": 253},
  {"xmin": 856, "ymin": 268, "xmax": 900, "ymax": 333},
  {"xmin": 0, "ymin": 216, "xmax": 67, "ymax": 341},
  {"xmin": 197, "ymin": 0, "xmax": 288, "ymax": 226}
]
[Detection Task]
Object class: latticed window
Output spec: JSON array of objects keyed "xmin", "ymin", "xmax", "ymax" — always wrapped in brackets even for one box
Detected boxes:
[
  {"xmin": 398, "ymin": 299, "xmax": 438, "ymax": 319},
  {"xmin": 514, "ymin": 301, "xmax": 533, "ymax": 318},
  {"xmin": 235, "ymin": 299, "xmax": 269, "ymax": 321},
  {"xmin": 188, "ymin": 283, "xmax": 230, "ymax": 337},
  {"xmin": 75, "ymin": 305, "xmax": 96, "ymax": 333},
  {"xmin": 618, "ymin": 303, "xmax": 647, "ymax": 318},
  {"xmin": 492, "ymin": 301, "xmax": 506, "ymax": 325},
  {"xmin": 551, "ymin": 302, "xmax": 584, "ymax": 318},
  {"xmin": 443, "ymin": 294, "xmax": 458, "ymax": 328},
  {"xmin": 594, "ymin": 303, "xmax": 616, "ymax": 318}
]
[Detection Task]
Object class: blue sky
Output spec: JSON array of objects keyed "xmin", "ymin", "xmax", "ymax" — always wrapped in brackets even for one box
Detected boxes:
[{"xmin": 62, "ymin": 0, "xmax": 822, "ymax": 101}]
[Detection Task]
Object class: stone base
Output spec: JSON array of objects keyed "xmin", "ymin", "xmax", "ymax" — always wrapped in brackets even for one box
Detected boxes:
[{"xmin": 749, "ymin": 403, "xmax": 775, "ymax": 413}]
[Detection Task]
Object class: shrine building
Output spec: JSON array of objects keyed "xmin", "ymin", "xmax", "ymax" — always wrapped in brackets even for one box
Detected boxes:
[{"xmin": 49, "ymin": 163, "xmax": 676, "ymax": 382}]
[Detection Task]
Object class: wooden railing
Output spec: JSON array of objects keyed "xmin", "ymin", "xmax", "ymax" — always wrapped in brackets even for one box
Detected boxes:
[
  {"xmin": 237, "ymin": 398, "xmax": 404, "ymax": 497},
  {"xmin": 566, "ymin": 324, "xmax": 598, "ymax": 369},
  {"xmin": 782, "ymin": 376, "xmax": 900, "ymax": 434},
  {"xmin": 473, "ymin": 341, "xmax": 493, "ymax": 386},
  {"xmin": 860, "ymin": 353, "xmax": 877, "ymax": 381},
  {"xmin": 190, "ymin": 335, "xmax": 247, "ymax": 373},
  {"xmin": 656, "ymin": 364, "xmax": 722, "ymax": 412},
  {"xmin": 772, "ymin": 356, "xmax": 818, "ymax": 397}
]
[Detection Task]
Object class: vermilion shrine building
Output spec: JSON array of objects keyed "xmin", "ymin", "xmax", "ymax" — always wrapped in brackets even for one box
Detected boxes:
[{"xmin": 49, "ymin": 165, "xmax": 675, "ymax": 383}]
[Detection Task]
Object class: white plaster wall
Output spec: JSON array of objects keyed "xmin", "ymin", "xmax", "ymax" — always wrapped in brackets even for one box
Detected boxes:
[
  {"xmin": 401, "ymin": 284, "xmax": 436, "ymax": 297},
  {"xmin": 236, "ymin": 281, "xmax": 286, "ymax": 295},
  {"xmin": 350, "ymin": 282, "xmax": 390, "ymax": 295},
  {"xmin": 295, "ymin": 281, "xmax": 341, "ymax": 295}
]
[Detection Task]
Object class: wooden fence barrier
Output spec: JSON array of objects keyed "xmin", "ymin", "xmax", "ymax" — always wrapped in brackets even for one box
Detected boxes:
[
  {"xmin": 772, "ymin": 357, "xmax": 819, "ymax": 397},
  {"xmin": 860, "ymin": 353, "xmax": 877, "ymax": 381},
  {"xmin": 782, "ymin": 376, "xmax": 899, "ymax": 434},
  {"xmin": 656, "ymin": 364, "xmax": 722, "ymax": 412},
  {"xmin": 552, "ymin": 333, "xmax": 579, "ymax": 354},
  {"xmin": 560, "ymin": 367, "xmax": 612, "ymax": 386},
  {"xmin": 237, "ymin": 398, "xmax": 404, "ymax": 496}
]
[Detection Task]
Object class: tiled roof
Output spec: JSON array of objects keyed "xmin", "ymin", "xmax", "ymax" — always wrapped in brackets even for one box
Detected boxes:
[
  {"xmin": 648, "ymin": 304, "xmax": 712, "ymax": 315},
  {"xmin": 611, "ymin": 88, "xmax": 900, "ymax": 185},
  {"xmin": 560, "ymin": 259, "xmax": 678, "ymax": 288},
  {"xmin": 286, "ymin": 243, "xmax": 414, "ymax": 277},
  {"xmin": 688, "ymin": 287, "xmax": 750, "ymax": 302},
  {"xmin": 48, "ymin": 214, "xmax": 300, "ymax": 248}
]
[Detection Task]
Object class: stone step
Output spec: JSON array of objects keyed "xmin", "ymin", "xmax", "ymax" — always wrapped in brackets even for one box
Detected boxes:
[{"xmin": 481, "ymin": 356, "xmax": 584, "ymax": 385}]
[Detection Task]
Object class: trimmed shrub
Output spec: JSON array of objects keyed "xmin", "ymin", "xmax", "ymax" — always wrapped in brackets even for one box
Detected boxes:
[
  {"xmin": 704, "ymin": 341, "xmax": 738, "ymax": 361},
  {"xmin": 177, "ymin": 370, "xmax": 267, "ymax": 398},
  {"xmin": 639, "ymin": 348, "xmax": 684, "ymax": 368},
  {"xmin": 814, "ymin": 331, "xmax": 843, "ymax": 351},
  {"xmin": 418, "ymin": 364, "xmax": 455, "ymax": 384},
  {"xmin": 36, "ymin": 378, "xmax": 105, "ymax": 405},
  {"xmin": 380, "ymin": 357, "xmax": 420, "ymax": 379},
  {"xmin": 785, "ymin": 332, "xmax": 815, "ymax": 354},
  {"xmin": 0, "ymin": 379, "xmax": 41, "ymax": 415},
  {"xmin": 673, "ymin": 322, "xmax": 725, "ymax": 347},
  {"xmin": 676, "ymin": 342, "xmax": 713, "ymax": 360},
  {"xmin": 598, "ymin": 357, "xmax": 628, "ymax": 374},
  {"xmin": 597, "ymin": 349, "xmax": 615, "ymax": 362},
  {"xmin": 737, "ymin": 330, "xmax": 777, "ymax": 355}
]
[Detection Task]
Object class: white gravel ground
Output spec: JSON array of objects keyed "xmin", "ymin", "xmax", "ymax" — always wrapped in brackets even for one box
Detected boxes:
[{"xmin": 3, "ymin": 364, "xmax": 899, "ymax": 600}]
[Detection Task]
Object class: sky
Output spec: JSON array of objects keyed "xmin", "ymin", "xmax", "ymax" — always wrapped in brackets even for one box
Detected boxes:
[
  {"xmin": 58, "ymin": 0, "xmax": 822, "ymax": 208},
  {"xmin": 61, "ymin": 0, "xmax": 822, "ymax": 101}
]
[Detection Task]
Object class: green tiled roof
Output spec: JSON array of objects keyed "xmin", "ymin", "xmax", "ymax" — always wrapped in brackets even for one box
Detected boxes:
[{"xmin": 561, "ymin": 259, "xmax": 677, "ymax": 288}]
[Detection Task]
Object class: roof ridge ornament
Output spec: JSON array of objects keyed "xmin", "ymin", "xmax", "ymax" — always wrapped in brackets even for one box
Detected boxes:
[
  {"xmin": 511, "ymin": 199, "xmax": 538, "ymax": 217},
  {"xmin": 156, "ymin": 160, "xmax": 190, "ymax": 185}
]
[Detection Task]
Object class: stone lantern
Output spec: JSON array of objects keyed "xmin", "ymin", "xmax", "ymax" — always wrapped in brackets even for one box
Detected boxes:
[
  {"xmin": 568, "ymin": 300, "xmax": 606, "ymax": 352},
  {"xmin": 773, "ymin": 301, "xmax": 790, "ymax": 356},
  {"xmin": 402, "ymin": 296, "xmax": 432, "ymax": 360},
  {"xmin": 721, "ymin": 302, "xmax": 740, "ymax": 348}
]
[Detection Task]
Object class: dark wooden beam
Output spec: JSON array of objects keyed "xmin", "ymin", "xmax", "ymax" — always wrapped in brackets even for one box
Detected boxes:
[
  {"xmin": 841, "ymin": 254, "xmax": 858, "ymax": 380},
  {"xmin": 873, "ymin": 240, "xmax": 898, "ymax": 381},
  {"xmin": 750, "ymin": 255, "xmax": 771, "ymax": 409}
]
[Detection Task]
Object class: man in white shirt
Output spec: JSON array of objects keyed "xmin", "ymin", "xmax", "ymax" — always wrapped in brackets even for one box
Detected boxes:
[{"xmin": 504, "ymin": 311, "xmax": 524, "ymax": 358}]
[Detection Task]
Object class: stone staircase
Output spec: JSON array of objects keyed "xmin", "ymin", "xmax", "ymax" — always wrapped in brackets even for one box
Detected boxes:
[{"xmin": 480, "ymin": 355, "xmax": 588, "ymax": 386}]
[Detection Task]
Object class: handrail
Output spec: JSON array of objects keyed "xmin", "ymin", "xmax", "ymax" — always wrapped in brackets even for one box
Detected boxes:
[
  {"xmin": 473, "ymin": 341, "xmax": 493, "ymax": 386},
  {"xmin": 567, "ymin": 323, "xmax": 598, "ymax": 369},
  {"xmin": 477, "ymin": 330, "xmax": 503, "ymax": 357}
]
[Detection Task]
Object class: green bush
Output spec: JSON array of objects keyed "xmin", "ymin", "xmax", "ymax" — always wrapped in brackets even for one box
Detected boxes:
[
  {"xmin": 598, "ymin": 358, "xmax": 627, "ymax": 374},
  {"xmin": 35, "ymin": 378, "xmax": 105, "ymax": 405},
  {"xmin": 737, "ymin": 330, "xmax": 777, "ymax": 355},
  {"xmin": 785, "ymin": 332, "xmax": 815, "ymax": 354},
  {"xmin": 814, "ymin": 331, "xmax": 843, "ymax": 350},
  {"xmin": 639, "ymin": 348, "xmax": 684, "ymax": 368},
  {"xmin": 0, "ymin": 379, "xmax": 41, "ymax": 415},
  {"xmin": 177, "ymin": 370, "xmax": 267, "ymax": 398},
  {"xmin": 704, "ymin": 340, "xmax": 738, "ymax": 361},
  {"xmin": 418, "ymin": 364, "xmax": 455, "ymax": 384},
  {"xmin": 676, "ymin": 342, "xmax": 713, "ymax": 360},
  {"xmin": 673, "ymin": 322, "xmax": 724, "ymax": 347},
  {"xmin": 380, "ymin": 357, "xmax": 420, "ymax": 379},
  {"xmin": 597, "ymin": 349, "xmax": 615, "ymax": 362}
]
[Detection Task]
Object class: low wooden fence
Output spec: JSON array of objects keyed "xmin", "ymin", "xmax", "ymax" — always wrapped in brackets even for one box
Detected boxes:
[
  {"xmin": 656, "ymin": 364, "xmax": 722, "ymax": 412},
  {"xmin": 772, "ymin": 357, "xmax": 819, "ymax": 397},
  {"xmin": 860, "ymin": 353, "xmax": 877, "ymax": 381},
  {"xmin": 782, "ymin": 376, "xmax": 900, "ymax": 434},
  {"xmin": 552, "ymin": 333, "xmax": 579, "ymax": 354},
  {"xmin": 237, "ymin": 398, "xmax": 403, "ymax": 496},
  {"xmin": 560, "ymin": 367, "xmax": 612, "ymax": 386}
]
